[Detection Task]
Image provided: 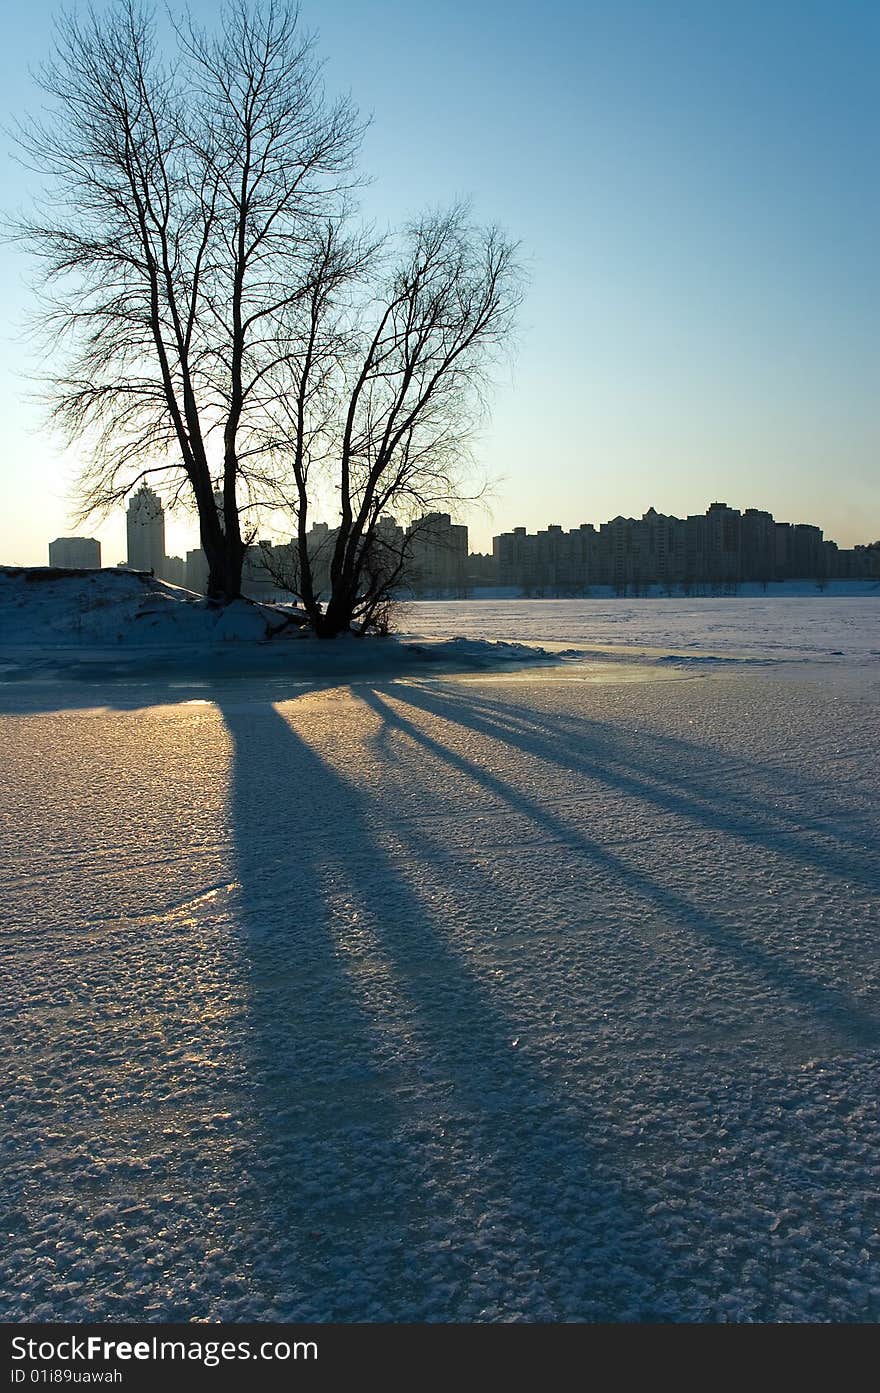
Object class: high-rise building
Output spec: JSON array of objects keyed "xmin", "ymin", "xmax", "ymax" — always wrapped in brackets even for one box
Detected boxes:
[
  {"xmin": 241, "ymin": 541, "xmax": 279, "ymax": 601},
  {"xmin": 405, "ymin": 513, "xmax": 468, "ymax": 592},
  {"xmin": 126, "ymin": 485, "xmax": 166, "ymax": 573},
  {"xmin": 185, "ymin": 548, "xmax": 209, "ymax": 594},
  {"xmin": 740, "ymin": 509, "xmax": 776, "ymax": 584},
  {"xmin": 790, "ymin": 523, "xmax": 825, "ymax": 580},
  {"xmin": 48, "ymin": 536, "xmax": 101, "ymax": 569},
  {"xmin": 160, "ymin": 555, "xmax": 186, "ymax": 587},
  {"xmin": 489, "ymin": 500, "xmax": 852, "ymax": 593},
  {"xmin": 494, "ymin": 526, "xmax": 530, "ymax": 588},
  {"xmin": 704, "ymin": 502, "xmax": 741, "ymax": 585}
]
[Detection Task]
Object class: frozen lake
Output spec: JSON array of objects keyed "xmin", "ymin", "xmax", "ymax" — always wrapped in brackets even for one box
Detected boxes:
[
  {"xmin": 1, "ymin": 598, "xmax": 879, "ymax": 1321},
  {"xmin": 399, "ymin": 593, "xmax": 880, "ymax": 664}
]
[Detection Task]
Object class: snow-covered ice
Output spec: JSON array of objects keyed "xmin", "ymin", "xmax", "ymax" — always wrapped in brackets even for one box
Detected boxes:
[
  {"xmin": 1, "ymin": 595, "xmax": 878, "ymax": 1321},
  {"xmin": 399, "ymin": 592, "xmax": 880, "ymax": 665}
]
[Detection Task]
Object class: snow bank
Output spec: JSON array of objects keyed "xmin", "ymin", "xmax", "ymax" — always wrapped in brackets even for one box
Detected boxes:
[
  {"xmin": 0, "ymin": 568, "xmax": 561, "ymax": 684},
  {"xmin": 0, "ymin": 567, "xmax": 306, "ymax": 647}
]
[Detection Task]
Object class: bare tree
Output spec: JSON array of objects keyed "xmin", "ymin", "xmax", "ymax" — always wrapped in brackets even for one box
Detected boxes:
[
  {"xmin": 12, "ymin": 0, "xmax": 362, "ymax": 600},
  {"xmin": 257, "ymin": 206, "xmax": 522, "ymax": 636},
  {"xmin": 13, "ymin": 3, "xmax": 522, "ymax": 627}
]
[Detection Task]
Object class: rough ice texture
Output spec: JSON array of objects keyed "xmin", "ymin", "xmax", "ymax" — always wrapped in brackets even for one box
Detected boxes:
[{"xmin": 0, "ymin": 599, "xmax": 878, "ymax": 1322}]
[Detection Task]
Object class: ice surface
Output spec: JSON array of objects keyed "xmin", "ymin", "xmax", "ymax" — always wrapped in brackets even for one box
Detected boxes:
[
  {"xmin": 399, "ymin": 593, "xmax": 880, "ymax": 665},
  {"xmin": 0, "ymin": 597, "xmax": 878, "ymax": 1321}
]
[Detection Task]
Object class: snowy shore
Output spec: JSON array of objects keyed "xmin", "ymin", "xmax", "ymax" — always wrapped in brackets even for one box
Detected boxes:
[
  {"xmin": 1, "ymin": 589, "xmax": 878, "ymax": 1321},
  {"xmin": 0, "ymin": 568, "xmax": 570, "ymax": 686}
]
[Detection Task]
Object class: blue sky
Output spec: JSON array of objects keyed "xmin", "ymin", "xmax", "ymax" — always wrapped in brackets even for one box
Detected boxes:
[{"xmin": 1, "ymin": 0, "xmax": 877, "ymax": 564}]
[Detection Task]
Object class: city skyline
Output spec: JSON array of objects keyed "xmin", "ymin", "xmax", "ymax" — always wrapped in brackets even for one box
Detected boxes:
[
  {"xmin": 42, "ymin": 492, "xmax": 880, "ymax": 594},
  {"xmin": 1, "ymin": 0, "xmax": 878, "ymax": 567},
  {"xmin": 20, "ymin": 483, "xmax": 880, "ymax": 575}
]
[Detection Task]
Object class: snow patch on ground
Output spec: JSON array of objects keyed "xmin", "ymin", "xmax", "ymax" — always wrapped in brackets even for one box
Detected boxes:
[
  {"xmin": 0, "ymin": 567, "xmax": 305, "ymax": 648},
  {"xmin": 0, "ymin": 570, "xmax": 568, "ymax": 684},
  {"xmin": 405, "ymin": 637, "xmax": 554, "ymax": 665}
]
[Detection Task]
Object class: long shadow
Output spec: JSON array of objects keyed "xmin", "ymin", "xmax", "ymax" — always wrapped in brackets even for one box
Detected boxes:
[
  {"xmin": 218, "ymin": 695, "xmax": 434, "ymax": 1320},
  {"xmin": 406, "ymin": 685, "xmax": 880, "ymax": 891},
  {"xmin": 359, "ymin": 685, "xmax": 880, "ymax": 1051},
  {"xmin": 218, "ymin": 693, "xmax": 697, "ymax": 1321},
  {"xmin": 0, "ymin": 667, "xmax": 322, "ymax": 717}
]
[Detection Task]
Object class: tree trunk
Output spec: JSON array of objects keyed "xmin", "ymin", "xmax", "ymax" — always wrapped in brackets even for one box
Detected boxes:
[
  {"xmin": 295, "ymin": 517, "xmax": 324, "ymax": 631},
  {"xmin": 316, "ymin": 578, "xmax": 357, "ymax": 637},
  {"xmin": 197, "ymin": 491, "xmax": 244, "ymax": 603},
  {"xmin": 211, "ymin": 537, "xmax": 245, "ymax": 603}
]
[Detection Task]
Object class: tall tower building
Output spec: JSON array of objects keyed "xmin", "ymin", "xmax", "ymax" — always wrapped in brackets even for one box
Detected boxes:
[{"xmin": 126, "ymin": 485, "xmax": 166, "ymax": 574}]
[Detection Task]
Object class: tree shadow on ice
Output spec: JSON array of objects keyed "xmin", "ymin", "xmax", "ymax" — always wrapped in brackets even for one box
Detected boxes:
[
  {"xmin": 0, "ymin": 669, "xmax": 321, "ymax": 716},
  {"xmin": 219, "ymin": 694, "xmax": 693, "ymax": 1321},
  {"xmin": 410, "ymin": 684, "xmax": 880, "ymax": 892},
  {"xmin": 366, "ymin": 682, "xmax": 879, "ymax": 1051}
]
